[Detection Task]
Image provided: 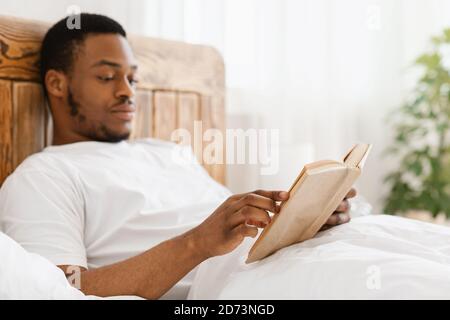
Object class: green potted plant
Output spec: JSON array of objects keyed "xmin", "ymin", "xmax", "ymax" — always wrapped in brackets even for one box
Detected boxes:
[{"xmin": 383, "ymin": 28, "xmax": 450, "ymax": 220}]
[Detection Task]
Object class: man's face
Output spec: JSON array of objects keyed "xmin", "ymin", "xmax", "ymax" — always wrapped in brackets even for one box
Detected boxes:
[{"xmin": 64, "ymin": 33, "xmax": 139, "ymax": 142}]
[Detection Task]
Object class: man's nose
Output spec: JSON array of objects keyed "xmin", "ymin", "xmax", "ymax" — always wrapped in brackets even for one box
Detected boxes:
[{"xmin": 115, "ymin": 77, "xmax": 135, "ymax": 100}]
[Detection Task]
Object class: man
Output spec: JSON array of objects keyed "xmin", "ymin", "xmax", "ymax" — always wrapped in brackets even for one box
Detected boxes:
[{"xmin": 0, "ymin": 14, "xmax": 355, "ymax": 299}]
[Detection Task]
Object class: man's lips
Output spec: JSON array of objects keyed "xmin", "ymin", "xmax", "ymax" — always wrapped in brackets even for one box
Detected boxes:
[{"xmin": 111, "ymin": 104, "xmax": 136, "ymax": 121}]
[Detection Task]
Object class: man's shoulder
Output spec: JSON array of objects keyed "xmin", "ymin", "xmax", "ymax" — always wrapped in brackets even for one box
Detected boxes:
[
  {"xmin": 4, "ymin": 150, "xmax": 77, "ymax": 188},
  {"xmin": 14, "ymin": 150, "xmax": 66, "ymax": 172},
  {"xmin": 0, "ymin": 151, "xmax": 82, "ymax": 209}
]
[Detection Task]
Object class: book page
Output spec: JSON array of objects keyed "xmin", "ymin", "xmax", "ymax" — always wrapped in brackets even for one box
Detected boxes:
[{"xmin": 343, "ymin": 144, "xmax": 371, "ymax": 168}]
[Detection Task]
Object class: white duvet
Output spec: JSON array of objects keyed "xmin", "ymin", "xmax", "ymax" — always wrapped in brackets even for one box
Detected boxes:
[
  {"xmin": 0, "ymin": 231, "xmax": 88, "ymax": 299},
  {"xmin": 188, "ymin": 214, "xmax": 450, "ymax": 299},
  {"xmin": 3, "ymin": 213, "xmax": 450, "ymax": 299}
]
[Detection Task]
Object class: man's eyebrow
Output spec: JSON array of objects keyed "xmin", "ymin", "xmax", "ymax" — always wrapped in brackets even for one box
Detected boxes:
[{"xmin": 91, "ymin": 59, "xmax": 138, "ymax": 70}]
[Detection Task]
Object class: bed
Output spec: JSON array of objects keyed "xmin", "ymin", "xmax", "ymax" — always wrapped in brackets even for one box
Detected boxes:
[
  {"xmin": 1, "ymin": 15, "xmax": 450, "ymax": 300},
  {"xmin": 0, "ymin": 14, "xmax": 227, "ymax": 300},
  {"xmin": 0, "ymin": 14, "xmax": 226, "ymax": 188}
]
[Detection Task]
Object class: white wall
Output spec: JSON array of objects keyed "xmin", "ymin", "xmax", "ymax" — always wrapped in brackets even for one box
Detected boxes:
[{"xmin": 0, "ymin": 0, "xmax": 144, "ymax": 34}]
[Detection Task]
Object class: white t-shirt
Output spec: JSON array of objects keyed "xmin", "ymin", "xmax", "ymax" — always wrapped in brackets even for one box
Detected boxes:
[{"xmin": 0, "ymin": 138, "xmax": 231, "ymax": 299}]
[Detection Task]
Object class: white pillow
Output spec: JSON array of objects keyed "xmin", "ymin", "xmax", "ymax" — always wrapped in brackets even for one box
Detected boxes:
[{"xmin": 0, "ymin": 231, "xmax": 88, "ymax": 299}]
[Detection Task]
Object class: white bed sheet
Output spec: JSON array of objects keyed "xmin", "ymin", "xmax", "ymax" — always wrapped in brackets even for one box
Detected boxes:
[{"xmin": 188, "ymin": 214, "xmax": 450, "ymax": 299}]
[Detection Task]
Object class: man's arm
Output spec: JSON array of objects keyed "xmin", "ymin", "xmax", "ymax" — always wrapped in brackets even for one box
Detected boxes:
[
  {"xmin": 59, "ymin": 190, "xmax": 290, "ymax": 299},
  {"xmin": 59, "ymin": 188, "xmax": 355, "ymax": 299},
  {"xmin": 59, "ymin": 230, "xmax": 205, "ymax": 299}
]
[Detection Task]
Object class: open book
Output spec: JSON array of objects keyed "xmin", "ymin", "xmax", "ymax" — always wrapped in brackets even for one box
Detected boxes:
[{"xmin": 246, "ymin": 143, "xmax": 372, "ymax": 264}]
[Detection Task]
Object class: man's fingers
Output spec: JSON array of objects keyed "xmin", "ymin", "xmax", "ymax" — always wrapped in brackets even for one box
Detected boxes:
[
  {"xmin": 228, "ymin": 192, "xmax": 283, "ymax": 214},
  {"xmin": 253, "ymin": 190, "xmax": 289, "ymax": 202},
  {"xmin": 229, "ymin": 206, "xmax": 272, "ymax": 228},
  {"xmin": 335, "ymin": 199, "xmax": 350, "ymax": 213},
  {"xmin": 325, "ymin": 212, "xmax": 350, "ymax": 226},
  {"xmin": 319, "ymin": 224, "xmax": 333, "ymax": 231},
  {"xmin": 344, "ymin": 188, "xmax": 357, "ymax": 199},
  {"xmin": 232, "ymin": 224, "xmax": 259, "ymax": 239},
  {"xmin": 247, "ymin": 219, "xmax": 268, "ymax": 228},
  {"xmin": 334, "ymin": 188, "xmax": 356, "ymax": 213}
]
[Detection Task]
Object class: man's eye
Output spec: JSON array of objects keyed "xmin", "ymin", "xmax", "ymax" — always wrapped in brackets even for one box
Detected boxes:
[
  {"xmin": 129, "ymin": 78, "xmax": 139, "ymax": 85},
  {"xmin": 97, "ymin": 76, "xmax": 114, "ymax": 82}
]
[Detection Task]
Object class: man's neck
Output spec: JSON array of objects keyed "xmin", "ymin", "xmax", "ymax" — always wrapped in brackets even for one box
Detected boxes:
[{"xmin": 51, "ymin": 125, "xmax": 92, "ymax": 146}]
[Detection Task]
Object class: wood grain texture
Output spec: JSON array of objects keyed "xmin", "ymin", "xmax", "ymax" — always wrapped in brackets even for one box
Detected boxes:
[
  {"xmin": 12, "ymin": 82, "xmax": 46, "ymax": 168},
  {"xmin": 0, "ymin": 16, "xmax": 48, "ymax": 81},
  {"xmin": 44, "ymin": 110, "xmax": 53, "ymax": 147},
  {"xmin": 177, "ymin": 92, "xmax": 201, "ymax": 160},
  {"xmin": 0, "ymin": 80, "xmax": 13, "ymax": 184},
  {"xmin": 153, "ymin": 90, "xmax": 177, "ymax": 141},
  {"xmin": 130, "ymin": 90, "xmax": 153, "ymax": 140},
  {"xmin": 178, "ymin": 92, "xmax": 200, "ymax": 136},
  {"xmin": 201, "ymin": 95, "xmax": 226, "ymax": 184},
  {"xmin": 0, "ymin": 15, "xmax": 226, "ymax": 186},
  {"xmin": 129, "ymin": 35, "xmax": 225, "ymax": 97}
]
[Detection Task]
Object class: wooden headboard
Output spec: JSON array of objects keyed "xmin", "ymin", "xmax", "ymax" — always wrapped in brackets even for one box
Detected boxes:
[{"xmin": 0, "ymin": 15, "xmax": 226, "ymax": 186}]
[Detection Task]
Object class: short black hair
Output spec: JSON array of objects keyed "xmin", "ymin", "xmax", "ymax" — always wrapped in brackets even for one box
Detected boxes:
[{"xmin": 40, "ymin": 13, "xmax": 126, "ymax": 94}]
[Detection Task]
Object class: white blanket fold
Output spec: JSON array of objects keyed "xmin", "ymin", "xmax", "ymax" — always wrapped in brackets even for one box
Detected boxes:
[{"xmin": 188, "ymin": 215, "xmax": 450, "ymax": 299}]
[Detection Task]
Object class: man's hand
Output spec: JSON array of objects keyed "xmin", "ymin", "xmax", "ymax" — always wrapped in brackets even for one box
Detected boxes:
[
  {"xmin": 191, "ymin": 188, "xmax": 357, "ymax": 259},
  {"xmin": 190, "ymin": 190, "xmax": 289, "ymax": 259},
  {"xmin": 320, "ymin": 188, "xmax": 357, "ymax": 231}
]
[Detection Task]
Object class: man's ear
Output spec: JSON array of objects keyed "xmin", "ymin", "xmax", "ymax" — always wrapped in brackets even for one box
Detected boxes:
[{"xmin": 44, "ymin": 69, "xmax": 68, "ymax": 98}]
